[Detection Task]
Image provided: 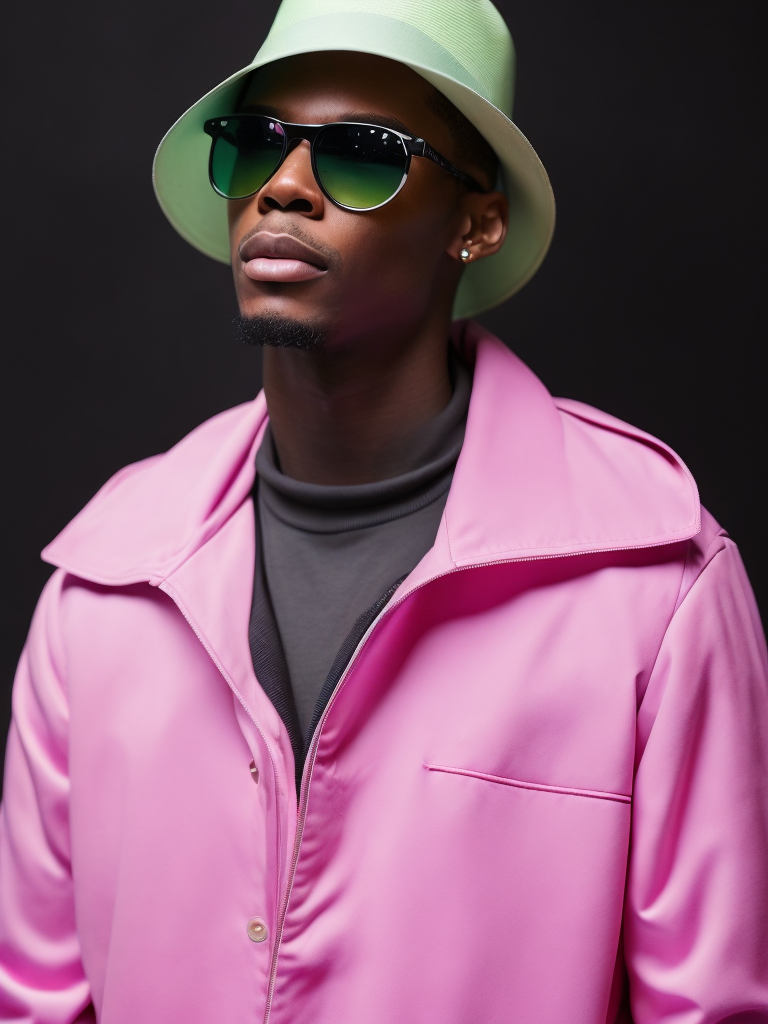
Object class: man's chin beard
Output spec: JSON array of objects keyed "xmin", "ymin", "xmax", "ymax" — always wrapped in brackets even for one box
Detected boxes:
[{"xmin": 233, "ymin": 313, "xmax": 328, "ymax": 352}]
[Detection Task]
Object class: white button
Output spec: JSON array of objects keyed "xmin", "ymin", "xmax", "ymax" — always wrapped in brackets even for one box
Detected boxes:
[
  {"xmin": 249, "ymin": 760, "xmax": 259, "ymax": 784},
  {"xmin": 247, "ymin": 917, "xmax": 268, "ymax": 943}
]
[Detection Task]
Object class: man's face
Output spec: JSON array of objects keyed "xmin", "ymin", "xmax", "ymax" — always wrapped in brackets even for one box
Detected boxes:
[{"xmin": 227, "ymin": 51, "xmax": 490, "ymax": 352}]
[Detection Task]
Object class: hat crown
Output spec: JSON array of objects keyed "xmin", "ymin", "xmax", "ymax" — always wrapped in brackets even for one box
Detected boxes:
[{"xmin": 257, "ymin": 0, "xmax": 515, "ymax": 116}]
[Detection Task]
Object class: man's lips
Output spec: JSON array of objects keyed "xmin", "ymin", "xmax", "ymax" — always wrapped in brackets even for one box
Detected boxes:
[
  {"xmin": 239, "ymin": 232, "xmax": 329, "ymax": 283},
  {"xmin": 243, "ymin": 257, "xmax": 326, "ymax": 283}
]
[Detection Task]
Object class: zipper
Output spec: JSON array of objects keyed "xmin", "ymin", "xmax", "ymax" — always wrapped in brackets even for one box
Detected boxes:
[
  {"xmin": 261, "ymin": 536, "xmax": 684, "ymax": 1022},
  {"xmin": 158, "ymin": 582, "xmax": 287, "ymax": 937}
]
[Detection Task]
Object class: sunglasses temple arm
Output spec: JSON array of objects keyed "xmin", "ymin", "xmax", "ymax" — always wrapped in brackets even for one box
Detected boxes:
[{"xmin": 409, "ymin": 137, "xmax": 487, "ymax": 193}]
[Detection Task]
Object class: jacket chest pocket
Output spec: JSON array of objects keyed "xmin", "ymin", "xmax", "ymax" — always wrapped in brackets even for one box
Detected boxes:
[{"xmin": 423, "ymin": 762, "xmax": 631, "ymax": 804}]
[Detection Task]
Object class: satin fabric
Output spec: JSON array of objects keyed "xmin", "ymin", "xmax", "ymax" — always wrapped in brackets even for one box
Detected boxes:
[{"xmin": 1, "ymin": 322, "xmax": 766, "ymax": 1023}]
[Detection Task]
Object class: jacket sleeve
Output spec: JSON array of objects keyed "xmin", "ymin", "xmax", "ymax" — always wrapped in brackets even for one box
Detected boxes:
[
  {"xmin": 0, "ymin": 571, "xmax": 93, "ymax": 1024},
  {"xmin": 625, "ymin": 534, "xmax": 768, "ymax": 1022}
]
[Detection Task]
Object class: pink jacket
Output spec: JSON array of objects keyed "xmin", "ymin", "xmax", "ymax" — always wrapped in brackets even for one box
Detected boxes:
[{"xmin": 1, "ymin": 322, "xmax": 767, "ymax": 1024}]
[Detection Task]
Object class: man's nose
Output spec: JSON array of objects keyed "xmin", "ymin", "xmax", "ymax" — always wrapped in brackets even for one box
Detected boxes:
[{"xmin": 257, "ymin": 139, "xmax": 323, "ymax": 215}]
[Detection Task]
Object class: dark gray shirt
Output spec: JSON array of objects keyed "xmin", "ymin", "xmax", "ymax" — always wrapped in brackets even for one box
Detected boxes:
[{"xmin": 252, "ymin": 356, "xmax": 471, "ymax": 746}]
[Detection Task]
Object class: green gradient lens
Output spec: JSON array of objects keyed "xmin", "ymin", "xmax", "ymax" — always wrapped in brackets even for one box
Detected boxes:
[
  {"xmin": 314, "ymin": 124, "xmax": 407, "ymax": 210},
  {"xmin": 209, "ymin": 117, "xmax": 285, "ymax": 199}
]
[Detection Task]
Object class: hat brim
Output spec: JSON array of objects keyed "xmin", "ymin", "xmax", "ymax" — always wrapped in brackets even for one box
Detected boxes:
[{"xmin": 152, "ymin": 15, "xmax": 555, "ymax": 319}]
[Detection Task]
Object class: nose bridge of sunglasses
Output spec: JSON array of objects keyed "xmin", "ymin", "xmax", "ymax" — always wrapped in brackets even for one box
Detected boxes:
[
  {"xmin": 264, "ymin": 135, "xmax": 319, "ymax": 198},
  {"xmin": 277, "ymin": 136, "xmax": 316, "ymax": 180},
  {"xmin": 285, "ymin": 135, "xmax": 310, "ymax": 156}
]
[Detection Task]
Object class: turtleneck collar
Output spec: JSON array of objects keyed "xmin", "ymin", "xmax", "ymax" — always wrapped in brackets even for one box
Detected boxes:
[{"xmin": 255, "ymin": 353, "xmax": 471, "ymax": 534}]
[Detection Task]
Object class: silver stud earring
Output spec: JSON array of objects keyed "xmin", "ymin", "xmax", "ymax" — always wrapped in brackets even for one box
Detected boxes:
[{"xmin": 460, "ymin": 242, "xmax": 473, "ymax": 263}]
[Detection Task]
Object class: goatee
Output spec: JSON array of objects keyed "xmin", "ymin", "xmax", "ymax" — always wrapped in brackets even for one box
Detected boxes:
[{"xmin": 233, "ymin": 313, "xmax": 328, "ymax": 351}]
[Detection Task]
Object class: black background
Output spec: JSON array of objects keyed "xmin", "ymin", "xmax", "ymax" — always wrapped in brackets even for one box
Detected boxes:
[{"xmin": 1, "ymin": 1, "xmax": 765, "ymax": 773}]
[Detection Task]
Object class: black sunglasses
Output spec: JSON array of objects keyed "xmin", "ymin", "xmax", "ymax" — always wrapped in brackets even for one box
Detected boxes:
[{"xmin": 203, "ymin": 113, "xmax": 487, "ymax": 211}]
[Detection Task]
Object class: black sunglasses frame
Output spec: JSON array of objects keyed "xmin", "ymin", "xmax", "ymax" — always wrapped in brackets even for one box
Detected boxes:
[{"xmin": 203, "ymin": 114, "xmax": 487, "ymax": 211}]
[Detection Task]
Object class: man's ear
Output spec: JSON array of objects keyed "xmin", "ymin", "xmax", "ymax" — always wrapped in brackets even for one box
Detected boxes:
[{"xmin": 448, "ymin": 190, "xmax": 509, "ymax": 264}]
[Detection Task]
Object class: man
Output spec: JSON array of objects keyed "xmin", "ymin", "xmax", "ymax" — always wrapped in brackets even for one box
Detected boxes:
[{"xmin": 1, "ymin": 0, "xmax": 766, "ymax": 1021}]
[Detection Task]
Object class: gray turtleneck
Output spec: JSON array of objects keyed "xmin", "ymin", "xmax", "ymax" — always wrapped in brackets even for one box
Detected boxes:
[{"xmin": 252, "ymin": 355, "xmax": 471, "ymax": 744}]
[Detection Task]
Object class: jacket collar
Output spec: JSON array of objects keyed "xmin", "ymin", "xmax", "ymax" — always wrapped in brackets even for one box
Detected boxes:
[
  {"xmin": 444, "ymin": 320, "xmax": 699, "ymax": 567},
  {"xmin": 43, "ymin": 321, "xmax": 700, "ymax": 586}
]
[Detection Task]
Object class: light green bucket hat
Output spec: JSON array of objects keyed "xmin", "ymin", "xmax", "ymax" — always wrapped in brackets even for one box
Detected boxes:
[{"xmin": 153, "ymin": 0, "xmax": 555, "ymax": 320}]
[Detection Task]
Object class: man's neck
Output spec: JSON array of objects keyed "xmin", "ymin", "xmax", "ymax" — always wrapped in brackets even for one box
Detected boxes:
[{"xmin": 262, "ymin": 319, "xmax": 453, "ymax": 486}]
